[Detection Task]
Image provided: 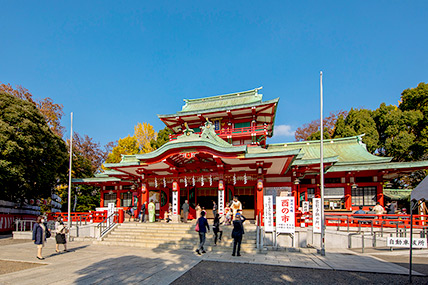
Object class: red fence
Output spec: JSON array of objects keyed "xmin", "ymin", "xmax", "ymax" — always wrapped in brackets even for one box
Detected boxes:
[
  {"xmin": 48, "ymin": 211, "xmax": 108, "ymax": 223},
  {"xmin": 0, "ymin": 214, "xmax": 37, "ymax": 232},
  {"xmin": 295, "ymin": 212, "xmax": 428, "ymax": 229}
]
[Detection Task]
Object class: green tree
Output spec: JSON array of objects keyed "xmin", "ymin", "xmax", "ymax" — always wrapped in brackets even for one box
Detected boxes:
[
  {"xmin": 151, "ymin": 127, "xmax": 174, "ymax": 149},
  {"xmin": 373, "ymin": 103, "xmax": 422, "ymax": 161},
  {"xmin": 399, "ymin": 82, "xmax": 428, "ymax": 160},
  {"xmin": 0, "ymin": 92, "xmax": 68, "ymax": 202},
  {"xmin": 332, "ymin": 108, "xmax": 379, "ymax": 153}
]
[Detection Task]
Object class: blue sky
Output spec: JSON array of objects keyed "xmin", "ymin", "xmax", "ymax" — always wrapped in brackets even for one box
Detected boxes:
[{"xmin": 1, "ymin": 1, "xmax": 427, "ymax": 146}]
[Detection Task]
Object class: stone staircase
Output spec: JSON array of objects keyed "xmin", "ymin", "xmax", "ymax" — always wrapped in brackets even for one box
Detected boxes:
[{"xmin": 94, "ymin": 221, "xmax": 258, "ymax": 253}]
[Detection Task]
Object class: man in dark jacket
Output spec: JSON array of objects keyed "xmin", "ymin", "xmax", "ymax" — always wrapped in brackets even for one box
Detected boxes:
[
  {"xmin": 196, "ymin": 211, "xmax": 209, "ymax": 255},
  {"xmin": 140, "ymin": 202, "xmax": 147, "ymax": 223},
  {"xmin": 231, "ymin": 213, "xmax": 246, "ymax": 256}
]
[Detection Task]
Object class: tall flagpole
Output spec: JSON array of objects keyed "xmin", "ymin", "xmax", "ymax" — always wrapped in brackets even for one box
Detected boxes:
[
  {"xmin": 67, "ymin": 112, "xmax": 73, "ymax": 237},
  {"xmin": 320, "ymin": 72, "xmax": 326, "ymax": 256}
]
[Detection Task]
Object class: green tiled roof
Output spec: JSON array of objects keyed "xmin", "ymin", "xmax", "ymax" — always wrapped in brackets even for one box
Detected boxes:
[
  {"xmin": 268, "ymin": 135, "xmax": 392, "ymax": 166},
  {"xmin": 158, "ymin": 87, "xmax": 279, "ymax": 118},
  {"xmin": 180, "ymin": 87, "xmax": 263, "ymax": 113}
]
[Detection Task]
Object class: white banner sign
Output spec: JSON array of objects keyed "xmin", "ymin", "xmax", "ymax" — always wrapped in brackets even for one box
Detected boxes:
[
  {"xmin": 276, "ymin": 196, "xmax": 295, "ymax": 234},
  {"xmin": 387, "ymin": 237, "xmax": 427, "ymax": 248},
  {"xmin": 302, "ymin": 201, "xmax": 310, "ymax": 213},
  {"xmin": 107, "ymin": 203, "xmax": 115, "ymax": 227},
  {"xmin": 172, "ymin": 191, "xmax": 178, "ymax": 215},
  {"xmin": 218, "ymin": 190, "xmax": 224, "ymax": 215},
  {"xmin": 264, "ymin": 195, "xmax": 274, "ymax": 232},
  {"xmin": 313, "ymin": 198, "xmax": 322, "ymax": 233}
]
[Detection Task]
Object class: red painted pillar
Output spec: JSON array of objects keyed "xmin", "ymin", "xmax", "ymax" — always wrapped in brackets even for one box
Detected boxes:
[
  {"xmin": 377, "ymin": 184, "xmax": 384, "ymax": 206},
  {"xmin": 100, "ymin": 190, "xmax": 104, "ymax": 207},
  {"xmin": 118, "ymin": 209, "xmax": 124, "ymax": 223},
  {"xmin": 345, "ymin": 184, "xmax": 352, "ymax": 210},
  {"xmin": 256, "ymin": 180, "xmax": 264, "ymax": 222}
]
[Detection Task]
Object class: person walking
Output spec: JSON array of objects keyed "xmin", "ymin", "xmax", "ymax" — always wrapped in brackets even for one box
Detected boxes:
[
  {"xmin": 32, "ymin": 216, "xmax": 47, "ymax": 260},
  {"xmin": 213, "ymin": 213, "xmax": 223, "ymax": 245},
  {"xmin": 195, "ymin": 211, "xmax": 209, "ymax": 255},
  {"xmin": 231, "ymin": 213, "xmax": 246, "ymax": 256},
  {"xmin": 212, "ymin": 201, "xmax": 217, "ymax": 217},
  {"xmin": 182, "ymin": 200, "xmax": 189, "ymax": 223},
  {"xmin": 55, "ymin": 217, "xmax": 68, "ymax": 252},
  {"xmin": 148, "ymin": 200, "xmax": 156, "ymax": 223},
  {"xmin": 140, "ymin": 202, "xmax": 147, "ymax": 223}
]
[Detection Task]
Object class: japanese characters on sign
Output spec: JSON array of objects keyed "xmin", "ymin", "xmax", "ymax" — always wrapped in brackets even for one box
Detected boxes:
[
  {"xmin": 302, "ymin": 201, "xmax": 309, "ymax": 213},
  {"xmin": 276, "ymin": 196, "xmax": 295, "ymax": 234},
  {"xmin": 313, "ymin": 198, "xmax": 322, "ymax": 233},
  {"xmin": 387, "ymin": 237, "xmax": 427, "ymax": 248},
  {"xmin": 264, "ymin": 195, "xmax": 274, "ymax": 232},
  {"xmin": 172, "ymin": 191, "xmax": 178, "ymax": 215},
  {"xmin": 218, "ymin": 190, "xmax": 225, "ymax": 215}
]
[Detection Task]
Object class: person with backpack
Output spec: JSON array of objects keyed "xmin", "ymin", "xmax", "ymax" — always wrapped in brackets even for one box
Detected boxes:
[{"xmin": 231, "ymin": 213, "xmax": 246, "ymax": 256}]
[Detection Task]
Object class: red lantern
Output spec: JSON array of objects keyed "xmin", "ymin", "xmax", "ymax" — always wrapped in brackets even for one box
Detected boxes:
[
  {"xmin": 172, "ymin": 181, "xmax": 179, "ymax": 191},
  {"xmin": 30, "ymin": 199, "xmax": 34, "ymax": 205},
  {"xmin": 218, "ymin": 180, "xmax": 224, "ymax": 190},
  {"xmin": 141, "ymin": 183, "xmax": 147, "ymax": 194},
  {"xmin": 43, "ymin": 200, "xmax": 47, "ymax": 205},
  {"xmin": 36, "ymin": 199, "xmax": 41, "ymax": 205},
  {"xmin": 257, "ymin": 179, "xmax": 263, "ymax": 191}
]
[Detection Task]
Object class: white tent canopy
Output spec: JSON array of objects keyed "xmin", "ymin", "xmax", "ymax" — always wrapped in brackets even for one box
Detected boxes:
[{"xmin": 411, "ymin": 175, "xmax": 428, "ymax": 201}]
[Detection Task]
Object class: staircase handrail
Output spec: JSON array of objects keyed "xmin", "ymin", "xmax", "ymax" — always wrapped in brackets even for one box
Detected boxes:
[{"xmin": 96, "ymin": 212, "xmax": 119, "ymax": 238}]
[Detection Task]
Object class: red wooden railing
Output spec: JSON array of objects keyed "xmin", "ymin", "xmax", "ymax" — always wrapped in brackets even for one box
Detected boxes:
[
  {"xmin": 169, "ymin": 126, "xmax": 267, "ymax": 140},
  {"xmin": 295, "ymin": 212, "xmax": 428, "ymax": 229},
  {"xmin": 48, "ymin": 211, "xmax": 109, "ymax": 223}
]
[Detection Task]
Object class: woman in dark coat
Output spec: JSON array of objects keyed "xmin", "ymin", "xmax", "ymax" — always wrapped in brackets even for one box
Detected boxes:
[
  {"xmin": 231, "ymin": 213, "xmax": 246, "ymax": 256},
  {"xmin": 32, "ymin": 216, "xmax": 47, "ymax": 260}
]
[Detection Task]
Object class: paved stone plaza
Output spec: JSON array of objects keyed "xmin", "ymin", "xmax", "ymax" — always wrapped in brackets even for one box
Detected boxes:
[{"xmin": 0, "ymin": 238, "xmax": 426, "ymax": 284}]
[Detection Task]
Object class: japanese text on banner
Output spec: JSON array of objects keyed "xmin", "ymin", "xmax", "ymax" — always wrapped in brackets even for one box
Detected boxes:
[{"xmin": 276, "ymin": 196, "xmax": 295, "ymax": 234}]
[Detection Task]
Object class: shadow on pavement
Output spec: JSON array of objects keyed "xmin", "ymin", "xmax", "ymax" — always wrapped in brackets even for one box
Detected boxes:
[{"xmin": 74, "ymin": 254, "xmax": 199, "ymax": 284}]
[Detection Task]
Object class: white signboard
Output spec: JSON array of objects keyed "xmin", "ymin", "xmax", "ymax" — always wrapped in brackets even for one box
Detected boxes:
[
  {"xmin": 172, "ymin": 191, "xmax": 178, "ymax": 215},
  {"xmin": 263, "ymin": 195, "xmax": 274, "ymax": 232},
  {"xmin": 218, "ymin": 190, "xmax": 224, "ymax": 215},
  {"xmin": 313, "ymin": 198, "xmax": 322, "ymax": 233},
  {"xmin": 107, "ymin": 203, "xmax": 115, "ymax": 227},
  {"xmin": 302, "ymin": 201, "xmax": 310, "ymax": 213},
  {"xmin": 387, "ymin": 237, "xmax": 427, "ymax": 248},
  {"xmin": 276, "ymin": 196, "xmax": 295, "ymax": 234}
]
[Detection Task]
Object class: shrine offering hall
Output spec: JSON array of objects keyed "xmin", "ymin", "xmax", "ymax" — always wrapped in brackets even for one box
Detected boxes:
[{"xmin": 74, "ymin": 88, "xmax": 428, "ymax": 220}]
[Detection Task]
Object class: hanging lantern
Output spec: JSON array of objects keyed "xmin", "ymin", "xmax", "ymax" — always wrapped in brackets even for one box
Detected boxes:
[
  {"xmin": 192, "ymin": 176, "xmax": 195, "ymax": 186},
  {"xmin": 163, "ymin": 177, "xmax": 166, "ymax": 188},
  {"xmin": 233, "ymin": 174, "xmax": 236, "ymax": 185},
  {"xmin": 184, "ymin": 177, "xmax": 188, "ymax": 187},
  {"xmin": 201, "ymin": 176, "xmax": 204, "ymax": 186},
  {"xmin": 244, "ymin": 173, "xmax": 247, "ymax": 184},
  {"xmin": 141, "ymin": 183, "xmax": 147, "ymax": 194},
  {"xmin": 36, "ymin": 199, "xmax": 41, "ymax": 205},
  {"xmin": 218, "ymin": 179, "xmax": 224, "ymax": 190},
  {"xmin": 209, "ymin": 175, "xmax": 212, "ymax": 186},
  {"xmin": 257, "ymin": 179, "xmax": 264, "ymax": 191},
  {"xmin": 30, "ymin": 199, "xmax": 34, "ymax": 205},
  {"xmin": 172, "ymin": 181, "xmax": 179, "ymax": 191},
  {"xmin": 155, "ymin": 177, "xmax": 158, "ymax": 188}
]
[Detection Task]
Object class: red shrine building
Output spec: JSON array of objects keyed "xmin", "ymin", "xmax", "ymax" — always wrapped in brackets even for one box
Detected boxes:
[{"xmin": 74, "ymin": 88, "xmax": 428, "ymax": 220}]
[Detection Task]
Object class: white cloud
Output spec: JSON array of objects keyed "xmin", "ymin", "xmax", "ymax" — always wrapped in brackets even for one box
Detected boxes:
[{"xmin": 274, "ymin": 124, "xmax": 295, "ymax": 137}]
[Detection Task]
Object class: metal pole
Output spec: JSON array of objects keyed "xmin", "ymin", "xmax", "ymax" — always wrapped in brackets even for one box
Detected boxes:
[
  {"xmin": 320, "ymin": 71, "xmax": 326, "ymax": 256},
  {"xmin": 409, "ymin": 200, "xmax": 414, "ymax": 284},
  {"xmin": 67, "ymin": 112, "xmax": 73, "ymax": 240}
]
